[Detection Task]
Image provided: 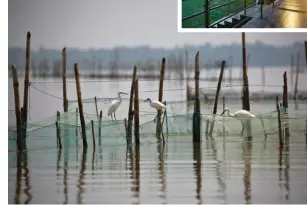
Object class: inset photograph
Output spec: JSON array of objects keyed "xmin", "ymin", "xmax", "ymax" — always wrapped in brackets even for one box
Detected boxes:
[{"xmin": 181, "ymin": 0, "xmax": 307, "ymax": 29}]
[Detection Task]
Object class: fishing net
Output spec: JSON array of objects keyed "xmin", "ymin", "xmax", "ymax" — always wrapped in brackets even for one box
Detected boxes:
[{"xmin": 8, "ymin": 95, "xmax": 307, "ymax": 152}]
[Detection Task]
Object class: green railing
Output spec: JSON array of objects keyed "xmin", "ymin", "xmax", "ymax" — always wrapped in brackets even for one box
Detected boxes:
[{"xmin": 182, "ymin": 0, "xmax": 256, "ymax": 28}]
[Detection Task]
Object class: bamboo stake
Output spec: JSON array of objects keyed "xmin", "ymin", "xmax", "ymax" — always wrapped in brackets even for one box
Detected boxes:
[
  {"xmin": 62, "ymin": 47, "xmax": 68, "ymax": 112},
  {"xmin": 134, "ymin": 78, "xmax": 140, "ymax": 146},
  {"xmin": 156, "ymin": 58, "xmax": 166, "ymax": 139},
  {"xmin": 74, "ymin": 63, "xmax": 88, "ymax": 149},
  {"xmin": 22, "ymin": 31, "xmax": 31, "ymax": 147},
  {"xmin": 11, "ymin": 65, "xmax": 22, "ymax": 151}
]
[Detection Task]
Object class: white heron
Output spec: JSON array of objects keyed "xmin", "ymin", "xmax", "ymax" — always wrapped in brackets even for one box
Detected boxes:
[
  {"xmin": 144, "ymin": 98, "xmax": 166, "ymax": 122},
  {"xmin": 220, "ymin": 108, "xmax": 255, "ymax": 136},
  {"xmin": 108, "ymin": 92, "xmax": 128, "ymax": 121}
]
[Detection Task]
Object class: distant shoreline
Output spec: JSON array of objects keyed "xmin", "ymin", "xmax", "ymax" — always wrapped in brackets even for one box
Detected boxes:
[{"xmin": 7, "ymin": 73, "xmax": 243, "ymax": 82}]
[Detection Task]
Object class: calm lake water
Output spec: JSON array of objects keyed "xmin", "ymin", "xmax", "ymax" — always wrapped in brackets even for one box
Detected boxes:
[{"xmin": 8, "ymin": 67, "xmax": 307, "ymax": 204}]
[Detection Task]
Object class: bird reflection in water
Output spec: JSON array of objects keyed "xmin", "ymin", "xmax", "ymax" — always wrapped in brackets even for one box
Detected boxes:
[{"xmin": 15, "ymin": 151, "xmax": 33, "ymax": 204}]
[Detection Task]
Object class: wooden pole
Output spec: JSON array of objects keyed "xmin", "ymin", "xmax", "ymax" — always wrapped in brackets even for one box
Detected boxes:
[
  {"xmin": 193, "ymin": 51, "xmax": 201, "ymax": 142},
  {"xmin": 20, "ymin": 107, "xmax": 24, "ymax": 132},
  {"xmin": 91, "ymin": 120, "xmax": 96, "ymax": 150},
  {"xmin": 75, "ymin": 107, "xmax": 78, "ymax": 136},
  {"xmin": 304, "ymin": 41, "xmax": 307, "ymax": 70},
  {"xmin": 156, "ymin": 58, "xmax": 166, "ymax": 139},
  {"xmin": 294, "ymin": 53, "xmax": 300, "ymax": 100},
  {"xmin": 160, "ymin": 105, "xmax": 167, "ymax": 144},
  {"xmin": 56, "ymin": 121, "xmax": 62, "ymax": 149},
  {"xmin": 11, "ymin": 65, "xmax": 22, "ymax": 151},
  {"xmin": 56, "ymin": 111, "xmax": 60, "ymax": 148},
  {"xmin": 74, "ymin": 63, "xmax": 88, "ymax": 149},
  {"xmin": 127, "ymin": 66, "xmax": 137, "ymax": 144},
  {"xmin": 62, "ymin": 47, "xmax": 68, "ymax": 112},
  {"xmin": 98, "ymin": 110, "xmax": 102, "ymax": 139},
  {"xmin": 276, "ymin": 96, "xmax": 283, "ymax": 148},
  {"xmin": 57, "ymin": 111, "xmax": 60, "ymax": 121},
  {"xmin": 283, "ymin": 71, "xmax": 290, "ymax": 139},
  {"xmin": 212, "ymin": 61, "xmax": 225, "ymax": 115},
  {"xmin": 75, "ymin": 108, "xmax": 79, "ymax": 147},
  {"xmin": 134, "ymin": 78, "xmax": 140, "ymax": 146},
  {"xmin": 242, "ymin": 32, "xmax": 250, "ymax": 111},
  {"xmin": 22, "ymin": 31, "xmax": 31, "ymax": 146},
  {"xmin": 124, "ymin": 118, "xmax": 128, "ymax": 137},
  {"xmin": 94, "ymin": 96, "xmax": 99, "ymax": 115},
  {"xmin": 222, "ymin": 96, "xmax": 225, "ymax": 139},
  {"xmin": 209, "ymin": 61, "xmax": 226, "ymax": 137}
]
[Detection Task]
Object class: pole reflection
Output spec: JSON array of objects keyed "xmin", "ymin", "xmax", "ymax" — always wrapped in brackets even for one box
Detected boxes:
[
  {"xmin": 21, "ymin": 151, "xmax": 33, "ymax": 204},
  {"xmin": 209, "ymin": 139, "xmax": 226, "ymax": 202},
  {"xmin": 193, "ymin": 142, "xmax": 202, "ymax": 204},
  {"xmin": 63, "ymin": 146, "xmax": 69, "ymax": 204},
  {"xmin": 242, "ymin": 136, "xmax": 252, "ymax": 204},
  {"xmin": 157, "ymin": 143, "xmax": 166, "ymax": 201},
  {"xmin": 126, "ymin": 145, "xmax": 134, "ymax": 190},
  {"xmin": 77, "ymin": 149, "xmax": 87, "ymax": 204},
  {"xmin": 134, "ymin": 144, "xmax": 140, "ymax": 202},
  {"xmin": 56, "ymin": 148, "xmax": 62, "ymax": 202},
  {"xmin": 14, "ymin": 152, "xmax": 22, "ymax": 204},
  {"xmin": 284, "ymin": 142, "xmax": 290, "ymax": 200}
]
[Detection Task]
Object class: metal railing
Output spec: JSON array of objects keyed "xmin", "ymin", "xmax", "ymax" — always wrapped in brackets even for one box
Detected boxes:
[{"xmin": 182, "ymin": 0, "xmax": 258, "ymax": 28}]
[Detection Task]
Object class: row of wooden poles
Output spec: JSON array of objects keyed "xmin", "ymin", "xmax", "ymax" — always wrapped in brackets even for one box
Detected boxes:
[
  {"xmin": 12, "ymin": 31, "xmax": 169, "ymax": 151},
  {"xmin": 11, "ymin": 32, "xmax": 304, "ymax": 152}
]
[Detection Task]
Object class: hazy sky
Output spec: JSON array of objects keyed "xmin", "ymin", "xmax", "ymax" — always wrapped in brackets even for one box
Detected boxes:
[{"xmin": 8, "ymin": 0, "xmax": 307, "ymax": 50}]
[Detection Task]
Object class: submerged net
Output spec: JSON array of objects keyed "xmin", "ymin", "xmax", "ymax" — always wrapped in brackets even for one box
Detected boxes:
[{"xmin": 8, "ymin": 96, "xmax": 307, "ymax": 152}]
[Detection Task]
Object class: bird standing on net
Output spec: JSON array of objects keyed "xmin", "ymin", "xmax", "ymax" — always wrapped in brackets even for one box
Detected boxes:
[
  {"xmin": 108, "ymin": 92, "xmax": 128, "ymax": 121},
  {"xmin": 144, "ymin": 98, "xmax": 166, "ymax": 122},
  {"xmin": 220, "ymin": 108, "xmax": 255, "ymax": 136}
]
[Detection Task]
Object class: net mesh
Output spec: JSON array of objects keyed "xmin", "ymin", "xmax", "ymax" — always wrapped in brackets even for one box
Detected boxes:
[{"xmin": 8, "ymin": 96, "xmax": 307, "ymax": 152}]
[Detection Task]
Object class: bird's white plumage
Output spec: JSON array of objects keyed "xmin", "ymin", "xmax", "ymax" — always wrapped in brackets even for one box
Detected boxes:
[
  {"xmin": 144, "ymin": 98, "xmax": 166, "ymax": 110},
  {"xmin": 108, "ymin": 99, "xmax": 121, "ymax": 116},
  {"xmin": 150, "ymin": 101, "xmax": 166, "ymax": 110},
  {"xmin": 107, "ymin": 92, "xmax": 128, "ymax": 120},
  {"xmin": 222, "ymin": 108, "xmax": 255, "ymax": 118},
  {"xmin": 221, "ymin": 108, "xmax": 255, "ymax": 136}
]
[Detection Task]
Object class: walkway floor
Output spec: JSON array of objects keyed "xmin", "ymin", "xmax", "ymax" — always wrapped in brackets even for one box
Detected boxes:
[{"xmin": 242, "ymin": 0, "xmax": 307, "ymax": 28}]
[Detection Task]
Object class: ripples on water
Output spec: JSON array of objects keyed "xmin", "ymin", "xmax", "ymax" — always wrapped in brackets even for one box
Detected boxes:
[{"xmin": 8, "ymin": 134, "xmax": 307, "ymax": 204}]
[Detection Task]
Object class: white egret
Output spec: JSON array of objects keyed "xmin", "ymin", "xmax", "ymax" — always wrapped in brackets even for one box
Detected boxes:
[
  {"xmin": 108, "ymin": 92, "xmax": 128, "ymax": 121},
  {"xmin": 144, "ymin": 98, "xmax": 166, "ymax": 122},
  {"xmin": 220, "ymin": 108, "xmax": 255, "ymax": 136}
]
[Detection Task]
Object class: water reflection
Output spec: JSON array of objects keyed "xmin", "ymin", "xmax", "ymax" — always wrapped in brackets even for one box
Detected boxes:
[
  {"xmin": 134, "ymin": 144, "xmax": 140, "ymax": 202},
  {"xmin": 9, "ymin": 130, "xmax": 307, "ymax": 204},
  {"xmin": 242, "ymin": 137, "xmax": 252, "ymax": 204},
  {"xmin": 157, "ymin": 143, "xmax": 166, "ymax": 201},
  {"xmin": 193, "ymin": 142, "xmax": 202, "ymax": 204},
  {"xmin": 14, "ymin": 152, "xmax": 22, "ymax": 204},
  {"xmin": 208, "ymin": 138, "xmax": 226, "ymax": 202},
  {"xmin": 77, "ymin": 150, "xmax": 87, "ymax": 204},
  {"xmin": 63, "ymin": 146, "xmax": 69, "ymax": 204},
  {"xmin": 14, "ymin": 151, "xmax": 33, "ymax": 204},
  {"xmin": 283, "ymin": 134, "xmax": 290, "ymax": 200},
  {"xmin": 126, "ymin": 145, "xmax": 135, "ymax": 197}
]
